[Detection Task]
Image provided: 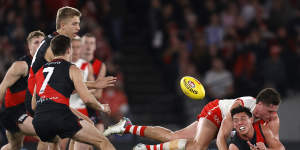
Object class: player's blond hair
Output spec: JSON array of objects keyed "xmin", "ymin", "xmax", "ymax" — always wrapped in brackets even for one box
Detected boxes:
[
  {"xmin": 56, "ymin": 6, "xmax": 81, "ymax": 30},
  {"xmin": 26, "ymin": 30, "xmax": 45, "ymax": 43}
]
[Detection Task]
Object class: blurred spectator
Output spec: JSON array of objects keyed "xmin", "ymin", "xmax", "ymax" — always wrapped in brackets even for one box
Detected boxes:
[
  {"xmin": 204, "ymin": 57, "xmax": 234, "ymax": 100},
  {"xmin": 261, "ymin": 45, "xmax": 288, "ymax": 96},
  {"xmin": 234, "ymin": 51, "xmax": 262, "ymax": 97},
  {"xmin": 205, "ymin": 13, "xmax": 224, "ymax": 48},
  {"xmin": 190, "ymin": 33, "xmax": 212, "ymax": 75},
  {"xmin": 221, "ymin": 2, "xmax": 238, "ymax": 29},
  {"xmin": 220, "ymin": 35, "xmax": 238, "ymax": 71}
]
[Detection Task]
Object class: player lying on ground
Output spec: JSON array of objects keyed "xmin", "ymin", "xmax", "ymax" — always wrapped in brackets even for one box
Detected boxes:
[
  {"xmin": 104, "ymin": 88, "xmax": 281, "ymax": 150},
  {"xmin": 229, "ymin": 106, "xmax": 285, "ymax": 150}
]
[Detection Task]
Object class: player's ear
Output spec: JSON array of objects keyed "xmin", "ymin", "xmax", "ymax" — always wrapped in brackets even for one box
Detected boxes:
[{"xmin": 60, "ymin": 20, "xmax": 67, "ymax": 30}]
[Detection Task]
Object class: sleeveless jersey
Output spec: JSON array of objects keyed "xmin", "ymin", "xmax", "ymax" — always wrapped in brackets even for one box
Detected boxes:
[
  {"xmin": 91, "ymin": 58, "xmax": 102, "ymax": 78},
  {"xmin": 4, "ymin": 55, "xmax": 31, "ymax": 108},
  {"xmin": 35, "ymin": 59, "xmax": 74, "ymax": 112},
  {"xmin": 70, "ymin": 59, "xmax": 89, "ymax": 110},
  {"xmin": 218, "ymin": 96, "xmax": 256, "ymax": 119},
  {"xmin": 230, "ymin": 120, "xmax": 266, "ymax": 149},
  {"xmin": 25, "ymin": 32, "xmax": 58, "ymax": 112}
]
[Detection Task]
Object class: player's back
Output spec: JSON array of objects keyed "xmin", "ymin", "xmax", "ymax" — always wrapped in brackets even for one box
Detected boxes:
[
  {"xmin": 35, "ymin": 59, "xmax": 74, "ymax": 114},
  {"xmin": 218, "ymin": 96, "xmax": 256, "ymax": 118}
]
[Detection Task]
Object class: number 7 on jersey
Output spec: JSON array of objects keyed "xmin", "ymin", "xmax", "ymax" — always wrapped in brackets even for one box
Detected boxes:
[{"xmin": 39, "ymin": 67, "xmax": 54, "ymax": 94}]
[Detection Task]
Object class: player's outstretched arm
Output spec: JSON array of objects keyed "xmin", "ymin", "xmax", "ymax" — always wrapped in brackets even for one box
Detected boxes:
[
  {"xmin": 85, "ymin": 75, "xmax": 116, "ymax": 90},
  {"xmin": 0, "ymin": 61, "xmax": 28, "ymax": 105},
  {"xmin": 70, "ymin": 65, "xmax": 110, "ymax": 114}
]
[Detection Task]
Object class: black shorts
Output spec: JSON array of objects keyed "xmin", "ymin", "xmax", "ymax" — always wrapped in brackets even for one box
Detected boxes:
[
  {"xmin": 0, "ymin": 103, "xmax": 28, "ymax": 133},
  {"xmin": 25, "ymin": 94, "xmax": 35, "ymax": 117},
  {"xmin": 87, "ymin": 107, "xmax": 102, "ymax": 124},
  {"xmin": 32, "ymin": 101, "xmax": 82, "ymax": 142}
]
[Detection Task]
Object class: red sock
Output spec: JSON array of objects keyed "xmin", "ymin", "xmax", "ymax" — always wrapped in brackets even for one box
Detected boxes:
[
  {"xmin": 124, "ymin": 125, "xmax": 147, "ymax": 136},
  {"xmin": 145, "ymin": 144, "xmax": 163, "ymax": 150}
]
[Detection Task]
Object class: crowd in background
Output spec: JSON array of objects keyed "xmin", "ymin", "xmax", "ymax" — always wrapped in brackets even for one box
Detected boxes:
[
  {"xmin": 149, "ymin": 0, "xmax": 300, "ymax": 99},
  {"xmin": 0, "ymin": 0, "xmax": 128, "ymax": 146}
]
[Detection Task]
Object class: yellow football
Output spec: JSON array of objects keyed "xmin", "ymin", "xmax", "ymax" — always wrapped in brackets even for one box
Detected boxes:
[{"xmin": 180, "ymin": 76, "xmax": 205, "ymax": 100}]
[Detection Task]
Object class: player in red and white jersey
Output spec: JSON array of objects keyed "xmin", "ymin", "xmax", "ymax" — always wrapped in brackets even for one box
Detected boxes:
[
  {"xmin": 104, "ymin": 88, "xmax": 281, "ymax": 150},
  {"xmin": 229, "ymin": 106, "xmax": 284, "ymax": 150},
  {"xmin": 68, "ymin": 36, "xmax": 95, "ymax": 150},
  {"xmin": 81, "ymin": 33, "xmax": 108, "ymax": 132},
  {"xmin": 0, "ymin": 31, "xmax": 48, "ymax": 150},
  {"xmin": 32, "ymin": 35, "xmax": 115, "ymax": 149},
  {"xmin": 70, "ymin": 36, "xmax": 94, "ymax": 117}
]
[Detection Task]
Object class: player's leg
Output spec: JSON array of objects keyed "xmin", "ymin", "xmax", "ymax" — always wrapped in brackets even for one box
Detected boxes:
[
  {"xmin": 142, "ymin": 121, "xmax": 198, "ymax": 142},
  {"xmin": 104, "ymin": 118, "xmax": 197, "ymax": 142},
  {"xmin": 74, "ymin": 141, "xmax": 92, "ymax": 150},
  {"xmin": 59, "ymin": 138, "xmax": 70, "ymax": 150},
  {"xmin": 68, "ymin": 139, "xmax": 75, "ymax": 150},
  {"xmin": 72, "ymin": 120, "xmax": 115, "ymax": 150},
  {"xmin": 1, "ymin": 131, "xmax": 24, "ymax": 150},
  {"xmin": 18, "ymin": 115, "xmax": 36, "ymax": 136},
  {"xmin": 18, "ymin": 115, "xmax": 58, "ymax": 150},
  {"xmin": 185, "ymin": 117, "xmax": 218, "ymax": 150},
  {"xmin": 95, "ymin": 122, "xmax": 105, "ymax": 133},
  {"xmin": 133, "ymin": 118, "xmax": 218, "ymax": 150}
]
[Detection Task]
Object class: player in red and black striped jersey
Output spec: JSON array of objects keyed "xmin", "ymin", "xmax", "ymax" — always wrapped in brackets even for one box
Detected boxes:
[
  {"xmin": 0, "ymin": 31, "xmax": 45, "ymax": 150},
  {"xmin": 229, "ymin": 106, "xmax": 284, "ymax": 150},
  {"xmin": 32, "ymin": 35, "xmax": 115, "ymax": 150},
  {"xmin": 27, "ymin": 7, "xmax": 116, "ymax": 118}
]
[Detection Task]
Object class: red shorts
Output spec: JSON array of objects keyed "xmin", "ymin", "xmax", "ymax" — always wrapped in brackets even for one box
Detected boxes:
[
  {"xmin": 197, "ymin": 99, "xmax": 222, "ymax": 128},
  {"xmin": 77, "ymin": 108, "xmax": 89, "ymax": 117}
]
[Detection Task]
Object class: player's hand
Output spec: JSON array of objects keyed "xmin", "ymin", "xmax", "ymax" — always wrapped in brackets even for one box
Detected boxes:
[
  {"xmin": 256, "ymin": 142, "xmax": 267, "ymax": 150},
  {"xmin": 95, "ymin": 76, "xmax": 117, "ymax": 89},
  {"xmin": 101, "ymin": 104, "xmax": 111, "ymax": 114},
  {"xmin": 247, "ymin": 141, "xmax": 258, "ymax": 150}
]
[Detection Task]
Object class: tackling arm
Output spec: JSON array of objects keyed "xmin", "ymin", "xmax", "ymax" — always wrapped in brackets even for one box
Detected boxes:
[
  {"xmin": 261, "ymin": 122, "xmax": 285, "ymax": 150},
  {"xmin": 217, "ymin": 100, "xmax": 243, "ymax": 150}
]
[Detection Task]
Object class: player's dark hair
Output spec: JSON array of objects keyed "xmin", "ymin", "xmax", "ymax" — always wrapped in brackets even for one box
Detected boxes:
[
  {"xmin": 27, "ymin": 30, "xmax": 45, "ymax": 43},
  {"xmin": 231, "ymin": 106, "xmax": 252, "ymax": 118},
  {"xmin": 256, "ymin": 88, "xmax": 281, "ymax": 105},
  {"xmin": 50, "ymin": 35, "xmax": 71, "ymax": 56}
]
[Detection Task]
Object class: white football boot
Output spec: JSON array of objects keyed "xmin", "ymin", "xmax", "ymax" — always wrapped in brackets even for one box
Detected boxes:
[
  {"xmin": 133, "ymin": 143, "xmax": 147, "ymax": 150},
  {"xmin": 103, "ymin": 117, "xmax": 132, "ymax": 136}
]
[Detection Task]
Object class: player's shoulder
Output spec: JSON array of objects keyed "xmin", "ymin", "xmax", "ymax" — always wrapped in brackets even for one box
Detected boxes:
[{"xmin": 12, "ymin": 60, "xmax": 28, "ymax": 69}]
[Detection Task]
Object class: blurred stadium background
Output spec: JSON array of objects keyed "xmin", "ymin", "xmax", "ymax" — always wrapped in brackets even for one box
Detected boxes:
[{"xmin": 0, "ymin": 0, "xmax": 299, "ymax": 149}]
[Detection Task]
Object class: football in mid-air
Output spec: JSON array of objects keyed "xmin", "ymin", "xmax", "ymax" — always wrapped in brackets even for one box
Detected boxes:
[{"xmin": 180, "ymin": 76, "xmax": 205, "ymax": 100}]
